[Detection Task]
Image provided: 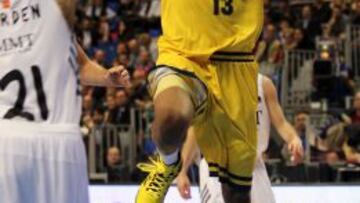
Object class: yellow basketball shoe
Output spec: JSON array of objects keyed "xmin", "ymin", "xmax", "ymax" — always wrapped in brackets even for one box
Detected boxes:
[{"xmin": 135, "ymin": 156, "xmax": 181, "ymax": 203}]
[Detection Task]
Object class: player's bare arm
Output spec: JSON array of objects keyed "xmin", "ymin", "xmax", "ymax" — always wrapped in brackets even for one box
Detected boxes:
[
  {"xmin": 177, "ymin": 127, "xmax": 200, "ymax": 199},
  {"xmin": 56, "ymin": 0, "xmax": 130, "ymax": 87},
  {"xmin": 263, "ymin": 76, "xmax": 304, "ymax": 164},
  {"xmin": 77, "ymin": 43, "xmax": 131, "ymax": 87}
]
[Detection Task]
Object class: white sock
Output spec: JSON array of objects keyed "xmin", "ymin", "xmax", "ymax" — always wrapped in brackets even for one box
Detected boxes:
[{"xmin": 159, "ymin": 149, "xmax": 179, "ymax": 165}]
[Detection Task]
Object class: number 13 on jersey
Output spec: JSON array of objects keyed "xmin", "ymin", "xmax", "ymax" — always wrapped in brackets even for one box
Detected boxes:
[{"xmin": 213, "ymin": 0, "xmax": 234, "ymax": 15}]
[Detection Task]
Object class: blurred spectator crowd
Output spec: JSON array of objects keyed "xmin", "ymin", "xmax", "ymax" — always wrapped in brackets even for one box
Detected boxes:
[
  {"xmin": 75, "ymin": 0, "xmax": 360, "ymax": 184},
  {"xmin": 257, "ymin": 0, "xmax": 360, "ymax": 70},
  {"xmin": 271, "ymin": 91, "xmax": 360, "ymax": 183},
  {"xmin": 75, "ymin": 0, "xmax": 158, "ymax": 183},
  {"xmin": 76, "ymin": 0, "xmax": 160, "ymax": 133}
]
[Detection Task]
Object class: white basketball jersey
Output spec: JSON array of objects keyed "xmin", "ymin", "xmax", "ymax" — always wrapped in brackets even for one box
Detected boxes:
[
  {"xmin": 0, "ymin": 0, "xmax": 81, "ymax": 124},
  {"xmin": 257, "ymin": 74, "xmax": 271, "ymax": 154}
]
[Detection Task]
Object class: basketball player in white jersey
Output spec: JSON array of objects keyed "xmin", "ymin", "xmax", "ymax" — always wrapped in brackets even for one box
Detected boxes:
[
  {"xmin": 0, "ymin": 0, "xmax": 130, "ymax": 203},
  {"xmin": 177, "ymin": 74, "xmax": 304, "ymax": 203}
]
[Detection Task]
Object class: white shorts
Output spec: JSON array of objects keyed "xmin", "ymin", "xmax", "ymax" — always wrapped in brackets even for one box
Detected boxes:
[
  {"xmin": 199, "ymin": 158, "xmax": 276, "ymax": 203},
  {"xmin": 0, "ymin": 120, "xmax": 89, "ymax": 203}
]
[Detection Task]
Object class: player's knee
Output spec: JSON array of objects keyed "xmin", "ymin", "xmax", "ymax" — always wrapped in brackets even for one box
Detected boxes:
[{"xmin": 152, "ymin": 108, "xmax": 191, "ymax": 149}]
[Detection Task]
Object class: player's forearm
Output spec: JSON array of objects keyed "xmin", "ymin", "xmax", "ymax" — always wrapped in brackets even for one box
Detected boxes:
[
  {"xmin": 180, "ymin": 128, "xmax": 200, "ymax": 174},
  {"xmin": 77, "ymin": 43, "xmax": 112, "ymax": 87},
  {"xmin": 181, "ymin": 149, "xmax": 197, "ymax": 174},
  {"xmin": 80, "ymin": 60, "xmax": 112, "ymax": 86},
  {"xmin": 277, "ymin": 122, "xmax": 298, "ymax": 144},
  {"xmin": 181, "ymin": 152, "xmax": 198, "ymax": 175}
]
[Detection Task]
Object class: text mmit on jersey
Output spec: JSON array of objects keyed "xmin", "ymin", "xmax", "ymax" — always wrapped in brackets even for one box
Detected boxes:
[{"xmin": 0, "ymin": 3, "xmax": 40, "ymax": 56}]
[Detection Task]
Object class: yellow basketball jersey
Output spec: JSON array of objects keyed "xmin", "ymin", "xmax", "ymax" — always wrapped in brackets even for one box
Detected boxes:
[{"xmin": 157, "ymin": 0, "xmax": 263, "ymax": 64}]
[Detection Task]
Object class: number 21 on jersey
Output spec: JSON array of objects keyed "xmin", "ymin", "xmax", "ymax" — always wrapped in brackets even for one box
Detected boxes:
[{"xmin": 0, "ymin": 66, "xmax": 49, "ymax": 121}]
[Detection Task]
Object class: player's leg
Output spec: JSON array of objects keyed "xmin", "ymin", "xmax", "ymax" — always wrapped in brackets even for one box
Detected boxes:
[
  {"xmin": 210, "ymin": 57, "xmax": 258, "ymax": 203},
  {"xmin": 196, "ymin": 100, "xmax": 256, "ymax": 203},
  {"xmin": 220, "ymin": 143, "xmax": 257, "ymax": 203},
  {"xmin": 152, "ymin": 86, "xmax": 194, "ymax": 155},
  {"xmin": 220, "ymin": 141, "xmax": 256, "ymax": 203},
  {"xmin": 136, "ymin": 67, "xmax": 207, "ymax": 203},
  {"xmin": 222, "ymin": 184, "xmax": 250, "ymax": 203}
]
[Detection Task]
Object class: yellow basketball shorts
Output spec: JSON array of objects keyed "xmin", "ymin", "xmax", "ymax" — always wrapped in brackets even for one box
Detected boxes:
[{"xmin": 148, "ymin": 53, "xmax": 258, "ymax": 192}]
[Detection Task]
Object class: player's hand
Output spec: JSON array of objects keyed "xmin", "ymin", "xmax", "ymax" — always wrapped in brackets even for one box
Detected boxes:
[
  {"xmin": 176, "ymin": 171, "xmax": 192, "ymax": 200},
  {"xmin": 105, "ymin": 66, "xmax": 131, "ymax": 87},
  {"xmin": 288, "ymin": 137, "xmax": 304, "ymax": 165}
]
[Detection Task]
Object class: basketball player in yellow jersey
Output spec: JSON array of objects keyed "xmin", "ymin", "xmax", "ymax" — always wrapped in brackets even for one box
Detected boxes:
[{"xmin": 136, "ymin": 1, "xmax": 263, "ymax": 203}]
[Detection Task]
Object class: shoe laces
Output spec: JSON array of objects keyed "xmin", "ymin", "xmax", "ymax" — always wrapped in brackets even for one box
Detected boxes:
[{"xmin": 137, "ymin": 157, "xmax": 177, "ymax": 195}]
